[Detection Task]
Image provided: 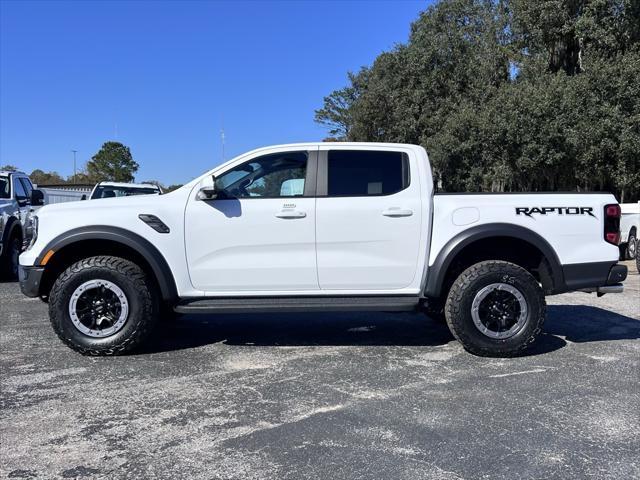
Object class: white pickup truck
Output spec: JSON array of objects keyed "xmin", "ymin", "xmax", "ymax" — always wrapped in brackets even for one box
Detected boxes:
[
  {"xmin": 19, "ymin": 143, "xmax": 627, "ymax": 357},
  {"xmin": 87, "ymin": 181, "xmax": 163, "ymax": 200},
  {"xmin": 620, "ymin": 202, "xmax": 639, "ymax": 261}
]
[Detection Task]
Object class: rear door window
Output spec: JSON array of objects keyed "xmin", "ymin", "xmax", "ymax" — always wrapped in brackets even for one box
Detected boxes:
[
  {"xmin": 326, "ymin": 150, "xmax": 409, "ymax": 197},
  {"xmin": 0, "ymin": 177, "xmax": 9, "ymax": 198}
]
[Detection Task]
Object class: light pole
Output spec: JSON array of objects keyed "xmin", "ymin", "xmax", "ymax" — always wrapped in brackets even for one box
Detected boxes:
[
  {"xmin": 220, "ymin": 115, "xmax": 225, "ymax": 162},
  {"xmin": 71, "ymin": 150, "xmax": 77, "ymax": 183},
  {"xmin": 221, "ymin": 128, "xmax": 225, "ymax": 162}
]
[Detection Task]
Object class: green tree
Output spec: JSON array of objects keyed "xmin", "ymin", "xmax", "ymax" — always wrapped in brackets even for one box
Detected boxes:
[
  {"xmin": 315, "ymin": 0, "xmax": 640, "ymax": 202},
  {"xmin": 86, "ymin": 142, "xmax": 139, "ymax": 183},
  {"xmin": 30, "ymin": 169, "xmax": 66, "ymax": 185},
  {"xmin": 68, "ymin": 168, "xmax": 96, "ymax": 184},
  {"xmin": 0, "ymin": 165, "xmax": 19, "ymax": 172},
  {"xmin": 314, "ymin": 69, "xmax": 369, "ymax": 140}
]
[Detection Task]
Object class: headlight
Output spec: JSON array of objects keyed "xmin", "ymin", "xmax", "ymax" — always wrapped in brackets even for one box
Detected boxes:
[{"xmin": 27, "ymin": 215, "xmax": 38, "ymax": 250}]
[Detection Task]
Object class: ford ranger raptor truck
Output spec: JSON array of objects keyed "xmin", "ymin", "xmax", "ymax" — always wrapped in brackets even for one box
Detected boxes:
[{"xmin": 18, "ymin": 143, "xmax": 627, "ymax": 357}]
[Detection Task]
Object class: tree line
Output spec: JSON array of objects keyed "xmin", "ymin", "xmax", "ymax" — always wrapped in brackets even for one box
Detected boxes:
[
  {"xmin": 315, "ymin": 0, "xmax": 640, "ymax": 202},
  {"xmin": 2, "ymin": 141, "xmax": 183, "ymax": 192}
]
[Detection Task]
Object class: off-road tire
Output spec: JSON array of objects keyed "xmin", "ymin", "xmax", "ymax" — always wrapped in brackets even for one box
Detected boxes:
[
  {"xmin": 1, "ymin": 235, "xmax": 21, "ymax": 281},
  {"xmin": 626, "ymin": 231, "xmax": 637, "ymax": 260},
  {"xmin": 444, "ymin": 260, "xmax": 546, "ymax": 357},
  {"xmin": 49, "ymin": 256, "xmax": 158, "ymax": 355}
]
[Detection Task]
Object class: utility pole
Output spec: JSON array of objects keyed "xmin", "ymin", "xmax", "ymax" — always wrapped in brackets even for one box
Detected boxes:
[{"xmin": 71, "ymin": 150, "xmax": 77, "ymax": 183}]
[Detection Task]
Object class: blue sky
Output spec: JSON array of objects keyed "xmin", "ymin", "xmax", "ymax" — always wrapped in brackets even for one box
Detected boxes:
[{"xmin": 0, "ymin": 0, "xmax": 428, "ymax": 185}]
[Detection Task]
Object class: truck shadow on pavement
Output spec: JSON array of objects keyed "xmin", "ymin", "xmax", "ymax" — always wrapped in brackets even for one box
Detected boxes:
[
  {"xmin": 142, "ymin": 305, "xmax": 639, "ymax": 356},
  {"xmin": 144, "ymin": 312, "xmax": 456, "ymax": 353}
]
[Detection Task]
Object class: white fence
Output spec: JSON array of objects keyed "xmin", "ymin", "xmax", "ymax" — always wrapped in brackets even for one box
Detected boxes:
[{"xmin": 41, "ymin": 186, "xmax": 92, "ymax": 205}]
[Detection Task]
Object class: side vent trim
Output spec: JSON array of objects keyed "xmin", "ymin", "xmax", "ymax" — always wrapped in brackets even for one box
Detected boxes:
[{"xmin": 138, "ymin": 214, "xmax": 170, "ymax": 234}]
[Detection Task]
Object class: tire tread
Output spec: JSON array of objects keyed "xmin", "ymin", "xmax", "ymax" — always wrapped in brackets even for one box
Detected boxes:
[
  {"xmin": 49, "ymin": 255, "xmax": 157, "ymax": 355},
  {"xmin": 444, "ymin": 260, "xmax": 546, "ymax": 357}
]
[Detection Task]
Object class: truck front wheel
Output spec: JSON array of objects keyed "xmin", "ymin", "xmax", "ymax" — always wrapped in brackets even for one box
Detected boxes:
[
  {"xmin": 445, "ymin": 260, "xmax": 545, "ymax": 357},
  {"xmin": 49, "ymin": 256, "xmax": 158, "ymax": 355},
  {"xmin": 2, "ymin": 234, "xmax": 21, "ymax": 280}
]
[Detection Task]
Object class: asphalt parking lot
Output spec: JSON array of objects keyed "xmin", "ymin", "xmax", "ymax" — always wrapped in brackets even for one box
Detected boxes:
[{"xmin": 1, "ymin": 262, "xmax": 638, "ymax": 480}]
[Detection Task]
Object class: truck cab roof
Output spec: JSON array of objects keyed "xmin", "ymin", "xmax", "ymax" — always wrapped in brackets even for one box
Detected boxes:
[
  {"xmin": 0, "ymin": 171, "xmax": 27, "ymax": 177},
  {"xmin": 96, "ymin": 181, "xmax": 161, "ymax": 189}
]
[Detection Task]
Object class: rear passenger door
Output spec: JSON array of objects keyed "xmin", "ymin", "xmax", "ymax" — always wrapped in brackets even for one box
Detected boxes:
[{"xmin": 315, "ymin": 147, "xmax": 423, "ymax": 290}]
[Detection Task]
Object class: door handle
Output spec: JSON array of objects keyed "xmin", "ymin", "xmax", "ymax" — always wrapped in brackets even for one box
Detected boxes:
[
  {"xmin": 382, "ymin": 208, "xmax": 413, "ymax": 217},
  {"xmin": 275, "ymin": 210, "xmax": 307, "ymax": 219}
]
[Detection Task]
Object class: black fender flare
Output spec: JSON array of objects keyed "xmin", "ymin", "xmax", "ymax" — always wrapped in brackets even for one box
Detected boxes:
[
  {"xmin": 424, "ymin": 223, "xmax": 565, "ymax": 297},
  {"xmin": 37, "ymin": 226, "xmax": 178, "ymax": 301}
]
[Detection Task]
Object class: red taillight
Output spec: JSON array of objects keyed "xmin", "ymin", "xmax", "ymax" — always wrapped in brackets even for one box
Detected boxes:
[
  {"xmin": 604, "ymin": 203, "xmax": 621, "ymax": 245},
  {"xmin": 605, "ymin": 232, "xmax": 621, "ymax": 244},
  {"xmin": 605, "ymin": 204, "xmax": 621, "ymax": 218}
]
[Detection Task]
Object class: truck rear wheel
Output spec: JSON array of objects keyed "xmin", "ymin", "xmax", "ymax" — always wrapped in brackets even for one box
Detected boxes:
[
  {"xmin": 444, "ymin": 260, "xmax": 545, "ymax": 357},
  {"xmin": 49, "ymin": 256, "xmax": 158, "ymax": 355},
  {"xmin": 627, "ymin": 231, "xmax": 637, "ymax": 260}
]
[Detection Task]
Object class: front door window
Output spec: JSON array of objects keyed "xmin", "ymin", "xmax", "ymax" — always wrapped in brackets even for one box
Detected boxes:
[{"xmin": 216, "ymin": 151, "xmax": 308, "ymax": 198}]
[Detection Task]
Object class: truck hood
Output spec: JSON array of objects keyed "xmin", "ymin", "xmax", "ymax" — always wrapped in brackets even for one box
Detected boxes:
[{"xmin": 37, "ymin": 193, "xmax": 169, "ymax": 216}]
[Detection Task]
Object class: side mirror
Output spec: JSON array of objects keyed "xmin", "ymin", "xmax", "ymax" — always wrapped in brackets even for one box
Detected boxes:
[
  {"xmin": 31, "ymin": 189, "xmax": 45, "ymax": 206},
  {"xmin": 81, "ymin": 194, "xmax": 87, "ymax": 201},
  {"xmin": 197, "ymin": 176, "xmax": 219, "ymax": 201}
]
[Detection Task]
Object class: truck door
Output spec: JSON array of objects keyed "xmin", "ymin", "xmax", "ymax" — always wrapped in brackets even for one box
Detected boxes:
[
  {"xmin": 185, "ymin": 148, "xmax": 319, "ymax": 293},
  {"xmin": 12, "ymin": 176, "xmax": 34, "ymax": 245},
  {"xmin": 315, "ymin": 147, "xmax": 423, "ymax": 290}
]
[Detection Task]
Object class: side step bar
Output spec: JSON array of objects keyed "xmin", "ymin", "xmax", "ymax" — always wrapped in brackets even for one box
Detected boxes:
[{"xmin": 174, "ymin": 296, "xmax": 420, "ymax": 314}]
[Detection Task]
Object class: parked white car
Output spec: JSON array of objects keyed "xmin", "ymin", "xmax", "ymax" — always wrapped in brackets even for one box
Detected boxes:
[
  {"xmin": 0, "ymin": 171, "xmax": 45, "ymax": 278},
  {"xmin": 87, "ymin": 182, "xmax": 163, "ymax": 200},
  {"xmin": 619, "ymin": 202, "xmax": 639, "ymax": 260},
  {"xmin": 18, "ymin": 143, "xmax": 627, "ymax": 357}
]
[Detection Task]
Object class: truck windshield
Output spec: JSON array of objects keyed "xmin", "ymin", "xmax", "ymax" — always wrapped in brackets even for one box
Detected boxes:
[
  {"xmin": 91, "ymin": 185, "xmax": 160, "ymax": 199},
  {"xmin": 0, "ymin": 177, "xmax": 9, "ymax": 199}
]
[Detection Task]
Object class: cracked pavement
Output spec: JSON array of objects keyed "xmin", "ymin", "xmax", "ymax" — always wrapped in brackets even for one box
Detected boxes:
[{"xmin": 1, "ymin": 261, "xmax": 638, "ymax": 479}]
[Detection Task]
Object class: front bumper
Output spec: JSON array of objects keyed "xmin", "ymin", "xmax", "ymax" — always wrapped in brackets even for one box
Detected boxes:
[{"xmin": 19, "ymin": 265, "xmax": 45, "ymax": 297}]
